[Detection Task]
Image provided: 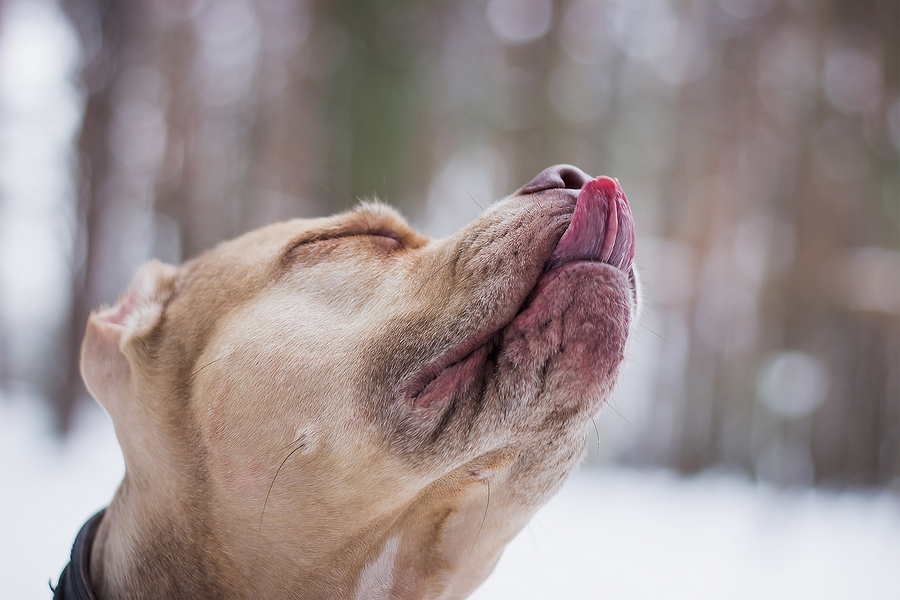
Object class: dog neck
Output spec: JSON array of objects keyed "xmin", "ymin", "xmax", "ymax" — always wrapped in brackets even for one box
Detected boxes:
[
  {"xmin": 80, "ymin": 452, "xmax": 520, "ymax": 600},
  {"xmin": 86, "ymin": 481, "xmax": 231, "ymax": 600}
]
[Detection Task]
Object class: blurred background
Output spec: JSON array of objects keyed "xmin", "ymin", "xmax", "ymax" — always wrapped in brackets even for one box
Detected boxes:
[{"xmin": 1, "ymin": 0, "xmax": 898, "ymax": 597}]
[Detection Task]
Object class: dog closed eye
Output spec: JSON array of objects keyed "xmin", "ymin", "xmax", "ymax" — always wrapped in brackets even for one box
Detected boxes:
[
  {"xmin": 284, "ymin": 229, "xmax": 402, "ymax": 253},
  {"xmin": 281, "ymin": 204, "xmax": 426, "ymax": 261}
]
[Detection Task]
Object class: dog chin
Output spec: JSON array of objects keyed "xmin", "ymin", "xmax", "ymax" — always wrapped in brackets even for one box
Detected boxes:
[{"xmin": 500, "ymin": 261, "xmax": 633, "ymax": 410}]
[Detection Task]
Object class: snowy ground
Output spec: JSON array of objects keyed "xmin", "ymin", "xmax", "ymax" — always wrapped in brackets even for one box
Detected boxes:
[{"xmin": 2, "ymin": 391, "xmax": 899, "ymax": 600}]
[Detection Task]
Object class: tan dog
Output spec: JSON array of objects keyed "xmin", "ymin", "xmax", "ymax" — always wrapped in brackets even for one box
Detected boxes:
[{"xmin": 64, "ymin": 165, "xmax": 637, "ymax": 600}]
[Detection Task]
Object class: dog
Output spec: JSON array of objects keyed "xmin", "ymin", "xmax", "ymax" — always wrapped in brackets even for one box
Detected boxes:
[{"xmin": 54, "ymin": 164, "xmax": 638, "ymax": 600}]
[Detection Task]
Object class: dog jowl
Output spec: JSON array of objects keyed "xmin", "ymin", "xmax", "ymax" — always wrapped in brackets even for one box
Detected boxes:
[{"xmin": 60, "ymin": 165, "xmax": 638, "ymax": 600}]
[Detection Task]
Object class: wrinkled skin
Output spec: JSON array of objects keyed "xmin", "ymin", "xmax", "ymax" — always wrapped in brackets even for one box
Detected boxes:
[{"xmin": 80, "ymin": 165, "xmax": 639, "ymax": 599}]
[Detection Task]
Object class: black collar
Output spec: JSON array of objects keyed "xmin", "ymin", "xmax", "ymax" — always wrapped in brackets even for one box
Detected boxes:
[{"xmin": 53, "ymin": 509, "xmax": 105, "ymax": 600}]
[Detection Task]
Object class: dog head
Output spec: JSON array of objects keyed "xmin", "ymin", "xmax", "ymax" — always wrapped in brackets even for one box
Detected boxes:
[{"xmin": 81, "ymin": 165, "xmax": 638, "ymax": 599}]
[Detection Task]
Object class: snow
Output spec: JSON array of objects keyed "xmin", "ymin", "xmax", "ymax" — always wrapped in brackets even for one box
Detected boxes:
[
  {"xmin": 473, "ymin": 471, "xmax": 900, "ymax": 600},
  {"xmin": 0, "ymin": 391, "xmax": 123, "ymax": 600},
  {"xmin": 2, "ymin": 391, "xmax": 899, "ymax": 600}
]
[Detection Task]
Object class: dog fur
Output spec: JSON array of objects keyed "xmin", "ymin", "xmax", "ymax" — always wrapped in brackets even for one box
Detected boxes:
[{"xmin": 78, "ymin": 165, "xmax": 638, "ymax": 599}]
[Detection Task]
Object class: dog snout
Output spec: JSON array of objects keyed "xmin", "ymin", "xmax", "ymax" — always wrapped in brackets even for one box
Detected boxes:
[{"xmin": 518, "ymin": 164, "xmax": 591, "ymax": 195}]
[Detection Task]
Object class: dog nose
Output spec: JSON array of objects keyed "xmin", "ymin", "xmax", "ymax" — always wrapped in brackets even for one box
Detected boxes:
[{"xmin": 519, "ymin": 164, "xmax": 591, "ymax": 194}]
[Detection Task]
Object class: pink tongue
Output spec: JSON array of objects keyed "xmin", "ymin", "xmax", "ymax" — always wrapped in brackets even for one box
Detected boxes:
[{"xmin": 547, "ymin": 176, "xmax": 635, "ymax": 272}]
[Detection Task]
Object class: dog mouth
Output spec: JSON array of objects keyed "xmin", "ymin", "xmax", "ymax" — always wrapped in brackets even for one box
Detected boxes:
[
  {"xmin": 410, "ymin": 175, "xmax": 636, "ymax": 409},
  {"xmin": 545, "ymin": 176, "xmax": 634, "ymax": 272}
]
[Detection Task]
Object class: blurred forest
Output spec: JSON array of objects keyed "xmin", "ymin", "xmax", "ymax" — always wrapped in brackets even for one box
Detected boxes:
[{"xmin": 1, "ymin": 0, "xmax": 898, "ymax": 488}]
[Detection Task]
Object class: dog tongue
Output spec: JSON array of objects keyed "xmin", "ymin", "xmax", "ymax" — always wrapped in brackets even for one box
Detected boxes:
[{"xmin": 547, "ymin": 176, "xmax": 635, "ymax": 272}]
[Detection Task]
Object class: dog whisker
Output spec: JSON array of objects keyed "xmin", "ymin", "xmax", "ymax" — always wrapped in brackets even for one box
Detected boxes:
[
  {"xmin": 413, "ymin": 256, "xmax": 457, "ymax": 298},
  {"xmin": 344, "ymin": 185, "xmax": 363, "ymax": 208},
  {"xmin": 466, "ymin": 189, "xmax": 486, "ymax": 211},
  {"xmin": 603, "ymin": 399, "xmax": 633, "ymax": 428},
  {"xmin": 525, "ymin": 524, "xmax": 542, "ymax": 570},
  {"xmin": 639, "ymin": 322, "xmax": 670, "ymax": 344},
  {"xmin": 531, "ymin": 517, "xmax": 570, "ymax": 562},
  {"xmin": 260, "ymin": 442, "xmax": 307, "ymax": 531},
  {"xmin": 154, "ymin": 358, "xmax": 222, "ymax": 411},
  {"xmin": 467, "ymin": 478, "xmax": 491, "ymax": 567},
  {"xmin": 319, "ymin": 183, "xmax": 356, "ymax": 211}
]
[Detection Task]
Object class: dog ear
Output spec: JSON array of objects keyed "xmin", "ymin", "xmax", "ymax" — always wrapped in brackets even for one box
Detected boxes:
[{"xmin": 81, "ymin": 260, "xmax": 179, "ymax": 414}]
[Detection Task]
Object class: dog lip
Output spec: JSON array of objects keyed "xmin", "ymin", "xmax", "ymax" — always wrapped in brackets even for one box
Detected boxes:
[
  {"xmin": 411, "ymin": 342, "xmax": 492, "ymax": 408},
  {"xmin": 407, "ymin": 333, "xmax": 495, "ymax": 408}
]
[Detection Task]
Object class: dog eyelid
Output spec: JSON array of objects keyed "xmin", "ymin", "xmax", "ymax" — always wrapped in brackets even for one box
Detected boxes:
[{"xmin": 283, "ymin": 231, "xmax": 403, "ymax": 256}]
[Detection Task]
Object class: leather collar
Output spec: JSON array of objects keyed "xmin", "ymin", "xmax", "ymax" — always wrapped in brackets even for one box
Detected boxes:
[{"xmin": 53, "ymin": 509, "xmax": 105, "ymax": 600}]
